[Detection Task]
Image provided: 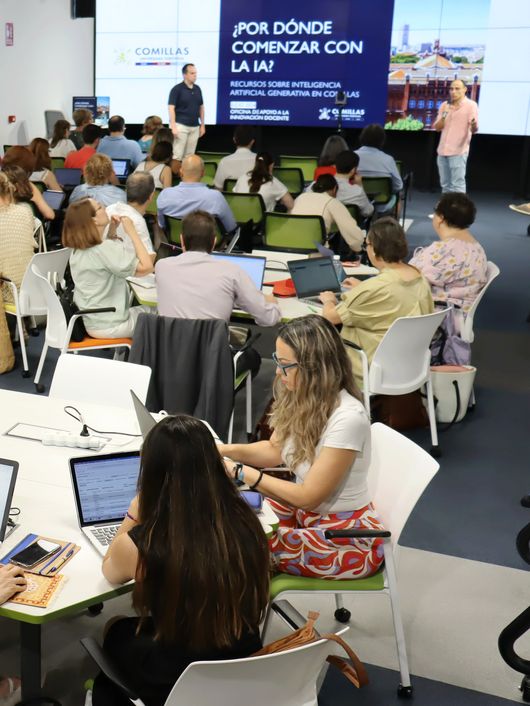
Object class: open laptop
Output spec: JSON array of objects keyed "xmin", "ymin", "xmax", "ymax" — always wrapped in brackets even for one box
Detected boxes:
[
  {"xmin": 211, "ymin": 252, "xmax": 266, "ymax": 289},
  {"xmin": 69, "ymin": 452, "xmax": 141, "ymax": 555},
  {"xmin": 0, "ymin": 459, "xmax": 18, "ymax": 543},
  {"xmin": 111, "ymin": 158, "xmax": 131, "ymax": 180},
  {"xmin": 53, "ymin": 168, "xmax": 82, "ymax": 187},
  {"xmin": 287, "ymin": 256, "xmax": 342, "ymax": 304},
  {"xmin": 42, "ymin": 189, "xmax": 66, "ymax": 210}
]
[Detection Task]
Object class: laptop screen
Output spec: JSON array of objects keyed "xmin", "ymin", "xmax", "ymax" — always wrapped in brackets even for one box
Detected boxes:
[
  {"xmin": 42, "ymin": 190, "xmax": 66, "ymax": 210},
  {"xmin": 211, "ymin": 253, "xmax": 266, "ymax": 290},
  {"xmin": 0, "ymin": 459, "xmax": 18, "ymax": 542},
  {"xmin": 53, "ymin": 168, "xmax": 82, "ymax": 186},
  {"xmin": 70, "ymin": 453, "xmax": 140, "ymax": 526},
  {"xmin": 288, "ymin": 257, "xmax": 341, "ymax": 298},
  {"xmin": 112, "ymin": 159, "xmax": 130, "ymax": 178}
]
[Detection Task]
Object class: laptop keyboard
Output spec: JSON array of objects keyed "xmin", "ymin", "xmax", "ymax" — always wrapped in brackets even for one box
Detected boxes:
[
  {"xmin": 90, "ymin": 525, "xmax": 119, "ymax": 546},
  {"xmin": 298, "ymin": 297, "xmax": 323, "ymax": 307}
]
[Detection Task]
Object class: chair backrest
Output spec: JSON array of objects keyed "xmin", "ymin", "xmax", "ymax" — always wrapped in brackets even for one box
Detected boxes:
[
  {"xmin": 369, "ymin": 423, "xmax": 439, "ymax": 548},
  {"xmin": 200, "ymin": 161, "xmax": 218, "ymax": 185},
  {"xmin": 223, "ymin": 192, "xmax": 266, "ymax": 225},
  {"xmin": 51, "ymin": 157, "xmax": 65, "ymax": 171},
  {"xmin": 145, "ymin": 188, "xmax": 162, "ymax": 217},
  {"xmin": 197, "ymin": 151, "xmax": 230, "ymax": 165},
  {"xmin": 279, "ymin": 156, "xmax": 318, "ymax": 182},
  {"xmin": 224, "ymin": 178, "xmax": 237, "ymax": 192},
  {"xmin": 345, "ymin": 203, "xmax": 361, "ymax": 223},
  {"xmin": 31, "ymin": 265, "xmax": 69, "ymax": 350},
  {"xmin": 49, "ymin": 354, "xmax": 151, "ymax": 408},
  {"xmin": 263, "ymin": 213, "xmax": 326, "ymax": 252},
  {"xmin": 369, "ymin": 309, "xmax": 449, "ymax": 395},
  {"xmin": 165, "ymin": 634, "xmax": 341, "ymax": 706},
  {"xmin": 272, "ymin": 167, "xmax": 304, "ymax": 196},
  {"xmin": 460, "ymin": 261, "xmax": 500, "ymax": 344},
  {"xmin": 165, "ymin": 215, "xmax": 183, "ymax": 246},
  {"xmin": 44, "ymin": 110, "xmax": 65, "ymax": 139},
  {"xmin": 19, "ymin": 248, "xmax": 71, "ymax": 317},
  {"xmin": 361, "ymin": 176, "xmax": 392, "ymax": 204}
]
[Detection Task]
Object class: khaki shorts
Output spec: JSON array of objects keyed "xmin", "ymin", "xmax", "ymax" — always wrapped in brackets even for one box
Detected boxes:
[{"xmin": 172, "ymin": 124, "xmax": 200, "ymax": 160}]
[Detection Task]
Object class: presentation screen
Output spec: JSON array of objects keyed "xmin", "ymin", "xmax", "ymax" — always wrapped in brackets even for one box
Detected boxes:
[{"xmin": 95, "ymin": 0, "xmax": 530, "ymax": 136}]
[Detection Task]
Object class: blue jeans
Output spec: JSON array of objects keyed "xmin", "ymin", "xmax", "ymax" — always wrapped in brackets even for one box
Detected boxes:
[{"xmin": 437, "ymin": 154, "xmax": 468, "ymax": 193}]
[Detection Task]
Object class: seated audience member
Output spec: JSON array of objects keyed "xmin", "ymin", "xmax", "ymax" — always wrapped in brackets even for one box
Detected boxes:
[
  {"xmin": 0, "ymin": 564, "xmax": 26, "ymax": 705},
  {"xmin": 0, "ymin": 172, "xmax": 35, "ymax": 304},
  {"xmin": 69, "ymin": 154, "xmax": 126, "ymax": 207},
  {"xmin": 65, "ymin": 124, "xmax": 103, "ymax": 172},
  {"xmin": 49, "ymin": 119, "xmax": 76, "ymax": 158},
  {"xmin": 28, "ymin": 138, "xmax": 62, "ymax": 191},
  {"xmin": 138, "ymin": 115, "xmax": 163, "ymax": 154},
  {"xmin": 355, "ymin": 124, "xmax": 403, "ymax": 212},
  {"xmin": 220, "ymin": 315, "xmax": 384, "ymax": 579},
  {"xmin": 319, "ymin": 217, "xmax": 433, "ymax": 383},
  {"xmin": 233, "ymin": 152, "xmax": 293, "ymax": 212},
  {"xmin": 291, "ymin": 174, "xmax": 364, "ymax": 253},
  {"xmin": 62, "ymin": 198, "xmax": 153, "ymax": 339},
  {"xmin": 2, "ymin": 149, "xmax": 55, "ymax": 221},
  {"xmin": 150, "ymin": 126, "xmax": 180, "ymax": 176},
  {"xmin": 97, "ymin": 115, "xmax": 144, "ymax": 169},
  {"xmin": 106, "ymin": 172, "xmax": 155, "ymax": 261},
  {"xmin": 313, "ymin": 134, "xmax": 349, "ymax": 180},
  {"xmin": 214, "ymin": 125, "xmax": 257, "ymax": 190},
  {"xmin": 133, "ymin": 141, "xmax": 172, "ymax": 189},
  {"xmin": 157, "ymin": 155, "xmax": 236, "ymax": 233},
  {"xmin": 334, "ymin": 150, "xmax": 373, "ymax": 218},
  {"xmin": 70, "ymin": 108, "xmax": 93, "ymax": 150},
  {"xmin": 94, "ymin": 414, "xmax": 269, "ymax": 706},
  {"xmin": 410, "ymin": 192, "xmax": 487, "ymax": 326}
]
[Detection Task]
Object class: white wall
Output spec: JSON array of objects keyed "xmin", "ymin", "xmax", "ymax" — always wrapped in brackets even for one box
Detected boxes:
[{"xmin": 0, "ymin": 0, "xmax": 93, "ymax": 151}]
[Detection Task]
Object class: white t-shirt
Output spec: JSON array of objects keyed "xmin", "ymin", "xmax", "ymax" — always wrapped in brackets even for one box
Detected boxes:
[
  {"xmin": 214, "ymin": 148, "xmax": 256, "ymax": 189},
  {"xmin": 281, "ymin": 390, "xmax": 371, "ymax": 514},
  {"xmin": 233, "ymin": 174, "xmax": 288, "ymax": 212},
  {"xmin": 49, "ymin": 138, "xmax": 77, "ymax": 158},
  {"xmin": 105, "ymin": 202, "xmax": 154, "ymax": 255}
]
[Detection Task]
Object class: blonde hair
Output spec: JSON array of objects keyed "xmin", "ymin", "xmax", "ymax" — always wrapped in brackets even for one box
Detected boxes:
[
  {"xmin": 62, "ymin": 199, "xmax": 102, "ymax": 250},
  {"xmin": 270, "ymin": 315, "xmax": 362, "ymax": 469},
  {"xmin": 84, "ymin": 153, "xmax": 114, "ymax": 185},
  {"xmin": 0, "ymin": 172, "xmax": 16, "ymax": 204}
]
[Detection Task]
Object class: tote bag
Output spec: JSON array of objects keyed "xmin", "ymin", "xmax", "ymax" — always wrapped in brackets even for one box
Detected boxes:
[{"xmin": 430, "ymin": 365, "xmax": 476, "ymax": 423}]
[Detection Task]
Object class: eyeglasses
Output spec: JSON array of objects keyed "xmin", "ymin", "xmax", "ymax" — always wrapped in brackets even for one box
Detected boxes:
[{"xmin": 272, "ymin": 352, "xmax": 298, "ymax": 376}]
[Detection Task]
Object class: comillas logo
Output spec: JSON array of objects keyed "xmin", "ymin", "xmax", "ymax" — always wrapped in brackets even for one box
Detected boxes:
[
  {"xmin": 319, "ymin": 107, "xmax": 332, "ymax": 120},
  {"xmin": 134, "ymin": 47, "xmax": 190, "ymax": 56}
]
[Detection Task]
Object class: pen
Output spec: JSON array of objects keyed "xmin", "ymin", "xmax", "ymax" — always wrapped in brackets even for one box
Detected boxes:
[
  {"xmin": 306, "ymin": 305, "xmax": 319, "ymax": 314},
  {"xmin": 49, "ymin": 549, "xmax": 74, "ymax": 573}
]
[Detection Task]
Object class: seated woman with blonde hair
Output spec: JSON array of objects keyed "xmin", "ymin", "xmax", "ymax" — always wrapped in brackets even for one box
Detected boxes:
[
  {"xmin": 69, "ymin": 154, "xmax": 126, "ymax": 207},
  {"xmin": 62, "ymin": 198, "xmax": 153, "ymax": 338},
  {"xmin": 220, "ymin": 315, "xmax": 384, "ymax": 580}
]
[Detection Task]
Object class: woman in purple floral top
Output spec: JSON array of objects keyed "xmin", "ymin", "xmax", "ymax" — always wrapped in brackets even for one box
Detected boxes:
[{"xmin": 410, "ymin": 193, "xmax": 487, "ymax": 329}]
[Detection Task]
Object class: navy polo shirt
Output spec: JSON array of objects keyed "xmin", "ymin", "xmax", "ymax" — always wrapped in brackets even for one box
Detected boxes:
[{"xmin": 168, "ymin": 81, "xmax": 203, "ymax": 127}]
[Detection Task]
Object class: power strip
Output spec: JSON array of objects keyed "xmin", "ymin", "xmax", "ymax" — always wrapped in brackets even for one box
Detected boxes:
[{"xmin": 41, "ymin": 431, "xmax": 107, "ymax": 450}]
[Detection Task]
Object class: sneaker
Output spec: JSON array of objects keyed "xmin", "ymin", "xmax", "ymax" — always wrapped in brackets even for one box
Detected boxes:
[{"xmin": 509, "ymin": 203, "xmax": 530, "ymax": 216}]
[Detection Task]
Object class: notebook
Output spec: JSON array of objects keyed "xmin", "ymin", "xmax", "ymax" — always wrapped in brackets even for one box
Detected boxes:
[
  {"xmin": 0, "ymin": 459, "xmax": 18, "ymax": 543},
  {"xmin": 211, "ymin": 252, "xmax": 266, "ymax": 289},
  {"xmin": 53, "ymin": 168, "xmax": 82, "ymax": 187},
  {"xmin": 112, "ymin": 159, "xmax": 131, "ymax": 179},
  {"xmin": 42, "ymin": 189, "xmax": 66, "ymax": 210},
  {"xmin": 287, "ymin": 256, "xmax": 342, "ymax": 303},
  {"xmin": 69, "ymin": 452, "xmax": 141, "ymax": 555}
]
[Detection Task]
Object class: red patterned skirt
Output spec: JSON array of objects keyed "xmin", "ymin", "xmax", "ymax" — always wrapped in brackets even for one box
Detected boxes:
[{"xmin": 268, "ymin": 500, "xmax": 385, "ymax": 580}]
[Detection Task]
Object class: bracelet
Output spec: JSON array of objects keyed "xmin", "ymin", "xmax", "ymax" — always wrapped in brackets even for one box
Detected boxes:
[
  {"xmin": 249, "ymin": 470, "xmax": 264, "ymax": 490},
  {"xmin": 126, "ymin": 511, "xmax": 137, "ymax": 522},
  {"xmin": 232, "ymin": 462, "xmax": 244, "ymax": 483}
]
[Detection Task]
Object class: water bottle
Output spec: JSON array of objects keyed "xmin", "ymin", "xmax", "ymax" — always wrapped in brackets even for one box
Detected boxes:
[{"xmin": 332, "ymin": 255, "xmax": 344, "ymax": 283}]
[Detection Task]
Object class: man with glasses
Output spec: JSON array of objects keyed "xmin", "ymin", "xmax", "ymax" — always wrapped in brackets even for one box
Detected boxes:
[{"xmin": 97, "ymin": 115, "xmax": 144, "ymax": 169}]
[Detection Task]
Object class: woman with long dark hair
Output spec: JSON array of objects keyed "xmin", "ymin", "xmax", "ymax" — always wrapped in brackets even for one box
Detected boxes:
[
  {"xmin": 28, "ymin": 137, "xmax": 63, "ymax": 191},
  {"xmin": 233, "ymin": 152, "xmax": 293, "ymax": 211},
  {"xmin": 94, "ymin": 415, "xmax": 270, "ymax": 705},
  {"xmin": 49, "ymin": 119, "xmax": 76, "ymax": 158}
]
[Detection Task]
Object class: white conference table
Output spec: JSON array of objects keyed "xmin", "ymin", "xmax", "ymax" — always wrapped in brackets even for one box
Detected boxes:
[
  {"xmin": 128, "ymin": 249, "xmax": 378, "ymax": 321},
  {"xmin": 0, "ymin": 390, "xmax": 277, "ymax": 700}
]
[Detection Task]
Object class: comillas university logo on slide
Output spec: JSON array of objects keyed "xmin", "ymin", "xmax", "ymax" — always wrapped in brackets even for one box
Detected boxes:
[
  {"xmin": 319, "ymin": 106, "xmax": 366, "ymax": 122},
  {"xmin": 319, "ymin": 107, "xmax": 332, "ymax": 120},
  {"xmin": 113, "ymin": 47, "xmax": 190, "ymax": 66}
]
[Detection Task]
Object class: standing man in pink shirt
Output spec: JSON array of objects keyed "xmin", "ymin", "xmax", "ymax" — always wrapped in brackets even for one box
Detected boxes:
[{"xmin": 433, "ymin": 79, "xmax": 478, "ymax": 193}]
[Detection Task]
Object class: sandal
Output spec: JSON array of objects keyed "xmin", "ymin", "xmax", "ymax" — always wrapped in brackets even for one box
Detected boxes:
[{"xmin": 0, "ymin": 677, "xmax": 21, "ymax": 706}]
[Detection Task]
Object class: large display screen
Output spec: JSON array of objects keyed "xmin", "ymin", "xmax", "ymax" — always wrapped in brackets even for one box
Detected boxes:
[{"xmin": 95, "ymin": 0, "xmax": 530, "ymax": 135}]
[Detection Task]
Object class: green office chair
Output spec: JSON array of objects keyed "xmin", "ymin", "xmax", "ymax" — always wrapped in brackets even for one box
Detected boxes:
[
  {"xmin": 197, "ymin": 151, "xmax": 230, "ymax": 165},
  {"xmin": 223, "ymin": 178, "xmax": 237, "ymax": 192},
  {"xmin": 263, "ymin": 213, "xmax": 326, "ymax": 252},
  {"xmin": 279, "ymin": 155, "xmax": 318, "ymax": 183},
  {"xmin": 223, "ymin": 192, "xmax": 266, "ymax": 226},
  {"xmin": 345, "ymin": 203, "xmax": 361, "ymax": 223},
  {"xmin": 145, "ymin": 188, "xmax": 162, "ymax": 217},
  {"xmin": 200, "ymin": 161, "xmax": 217, "ymax": 186},
  {"xmin": 272, "ymin": 167, "xmax": 304, "ymax": 197},
  {"xmin": 362, "ymin": 176, "xmax": 397, "ymax": 217},
  {"xmin": 50, "ymin": 157, "xmax": 65, "ymax": 171},
  {"xmin": 164, "ymin": 215, "xmax": 223, "ymax": 248}
]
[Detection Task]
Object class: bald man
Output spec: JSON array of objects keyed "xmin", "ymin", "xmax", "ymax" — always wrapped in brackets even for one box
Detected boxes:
[
  {"xmin": 157, "ymin": 155, "xmax": 237, "ymax": 233},
  {"xmin": 433, "ymin": 79, "xmax": 478, "ymax": 193}
]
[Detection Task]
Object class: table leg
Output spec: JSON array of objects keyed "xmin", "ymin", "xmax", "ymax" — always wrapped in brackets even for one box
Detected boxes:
[{"xmin": 20, "ymin": 622, "xmax": 42, "ymax": 701}]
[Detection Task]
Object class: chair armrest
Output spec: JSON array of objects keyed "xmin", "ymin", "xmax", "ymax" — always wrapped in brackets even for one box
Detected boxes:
[
  {"xmin": 325, "ymin": 529, "xmax": 391, "ymax": 539},
  {"xmin": 231, "ymin": 331, "xmax": 262, "ymax": 355},
  {"xmin": 0, "ymin": 275, "xmax": 13, "ymax": 283},
  {"xmin": 75, "ymin": 306, "xmax": 117, "ymax": 316},
  {"xmin": 80, "ymin": 637, "xmax": 140, "ymax": 702},
  {"xmin": 433, "ymin": 300, "xmax": 460, "ymax": 310},
  {"xmin": 342, "ymin": 339, "xmax": 362, "ymax": 351}
]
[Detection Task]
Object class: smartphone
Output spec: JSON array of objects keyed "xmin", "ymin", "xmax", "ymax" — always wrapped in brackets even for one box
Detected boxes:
[{"xmin": 10, "ymin": 540, "xmax": 62, "ymax": 569}]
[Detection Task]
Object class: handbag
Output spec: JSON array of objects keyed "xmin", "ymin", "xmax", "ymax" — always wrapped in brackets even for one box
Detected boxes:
[
  {"xmin": 55, "ymin": 281, "xmax": 87, "ymax": 343},
  {"xmin": 430, "ymin": 365, "xmax": 477, "ymax": 423},
  {"xmin": 254, "ymin": 610, "xmax": 369, "ymax": 689}
]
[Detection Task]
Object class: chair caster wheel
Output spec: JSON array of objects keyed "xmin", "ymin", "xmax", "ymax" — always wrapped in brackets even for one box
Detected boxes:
[
  {"xmin": 334, "ymin": 607, "xmax": 351, "ymax": 623},
  {"xmin": 35, "ymin": 383, "xmax": 45, "ymax": 393},
  {"xmin": 30, "ymin": 328, "xmax": 40, "ymax": 337},
  {"xmin": 397, "ymin": 684, "xmax": 413, "ymax": 698},
  {"xmin": 88, "ymin": 602, "xmax": 104, "ymax": 616},
  {"xmin": 520, "ymin": 675, "xmax": 530, "ymax": 702},
  {"xmin": 430, "ymin": 446, "xmax": 441, "ymax": 458},
  {"xmin": 22, "ymin": 370, "xmax": 31, "ymax": 378}
]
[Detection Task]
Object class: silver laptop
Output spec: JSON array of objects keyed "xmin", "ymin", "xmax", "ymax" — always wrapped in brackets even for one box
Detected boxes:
[
  {"xmin": 69, "ymin": 452, "xmax": 141, "ymax": 555},
  {"xmin": 211, "ymin": 252, "xmax": 266, "ymax": 289},
  {"xmin": 0, "ymin": 459, "xmax": 18, "ymax": 543},
  {"xmin": 288, "ymin": 256, "xmax": 342, "ymax": 304}
]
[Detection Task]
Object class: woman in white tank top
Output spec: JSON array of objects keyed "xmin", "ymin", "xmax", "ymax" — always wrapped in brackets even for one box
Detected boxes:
[{"xmin": 133, "ymin": 141, "xmax": 172, "ymax": 189}]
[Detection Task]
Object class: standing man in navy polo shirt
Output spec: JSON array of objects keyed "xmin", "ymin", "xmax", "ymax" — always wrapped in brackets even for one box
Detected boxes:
[{"xmin": 168, "ymin": 63, "xmax": 205, "ymax": 173}]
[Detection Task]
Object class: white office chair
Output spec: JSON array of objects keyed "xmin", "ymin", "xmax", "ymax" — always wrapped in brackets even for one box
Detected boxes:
[
  {"xmin": 49, "ymin": 354, "xmax": 151, "ymax": 409},
  {"xmin": 82, "ymin": 627, "xmax": 350, "ymax": 706},
  {"xmin": 460, "ymin": 261, "xmax": 500, "ymax": 344},
  {"xmin": 1, "ymin": 248, "xmax": 71, "ymax": 377},
  {"xmin": 348, "ymin": 309, "xmax": 450, "ymax": 454},
  {"xmin": 264, "ymin": 423, "xmax": 439, "ymax": 697}
]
